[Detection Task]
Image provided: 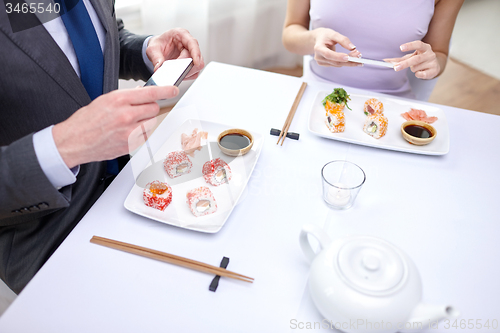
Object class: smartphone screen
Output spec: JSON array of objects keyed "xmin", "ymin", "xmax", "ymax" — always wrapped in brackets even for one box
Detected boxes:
[{"xmin": 144, "ymin": 58, "xmax": 194, "ymax": 87}]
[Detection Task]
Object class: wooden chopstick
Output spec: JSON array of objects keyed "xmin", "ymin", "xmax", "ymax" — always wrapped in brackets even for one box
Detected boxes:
[
  {"xmin": 277, "ymin": 82, "xmax": 307, "ymax": 146},
  {"xmin": 90, "ymin": 236, "xmax": 254, "ymax": 283}
]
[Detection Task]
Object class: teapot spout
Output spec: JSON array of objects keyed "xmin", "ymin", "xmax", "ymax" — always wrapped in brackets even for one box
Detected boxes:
[{"xmin": 402, "ymin": 303, "xmax": 459, "ymax": 332}]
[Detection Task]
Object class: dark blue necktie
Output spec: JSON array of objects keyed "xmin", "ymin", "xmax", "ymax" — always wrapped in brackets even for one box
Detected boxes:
[
  {"xmin": 56, "ymin": 0, "xmax": 104, "ymax": 100},
  {"xmin": 56, "ymin": 0, "xmax": 120, "ymax": 175}
]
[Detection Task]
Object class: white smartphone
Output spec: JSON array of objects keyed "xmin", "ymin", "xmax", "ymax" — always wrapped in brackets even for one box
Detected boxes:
[
  {"xmin": 144, "ymin": 58, "xmax": 194, "ymax": 87},
  {"xmin": 347, "ymin": 56, "xmax": 394, "ymax": 68}
]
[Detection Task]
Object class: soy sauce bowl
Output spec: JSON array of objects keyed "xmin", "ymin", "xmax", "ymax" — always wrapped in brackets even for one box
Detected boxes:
[
  {"xmin": 401, "ymin": 120, "xmax": 437, "ymax": 146},
  {"xmin": 217, "ymin": 129, "xmax": 254, "ymax": 156}
]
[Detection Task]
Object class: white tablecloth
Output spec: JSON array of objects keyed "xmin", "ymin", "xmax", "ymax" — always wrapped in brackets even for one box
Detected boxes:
[{"xmin": 1, "ymin": 62, "xmax": 499, "ymax": 333}]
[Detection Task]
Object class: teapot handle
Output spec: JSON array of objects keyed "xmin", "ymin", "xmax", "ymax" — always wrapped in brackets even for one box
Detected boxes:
[{"xmin": 299, "ymin": 224, "xmax": 331, "ymax": 263}]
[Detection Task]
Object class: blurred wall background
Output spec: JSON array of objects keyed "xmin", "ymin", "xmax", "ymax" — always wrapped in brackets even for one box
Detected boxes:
[
  {"xmin": 450, "ymin": 0, "xmax": 500, "ymax": 80},
  {"xmin": 116, "ymin": 0, "xmax": 302, "ymax": 104}
]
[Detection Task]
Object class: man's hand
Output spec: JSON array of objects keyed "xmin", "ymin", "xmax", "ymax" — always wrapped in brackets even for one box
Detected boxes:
[
  {"xmin": 52, "ymin": 86, "xmax": 179, "ymax": 169},
  {"xmin": 146, "ymin": 28, "xmax": 204, "ymax": 80}
]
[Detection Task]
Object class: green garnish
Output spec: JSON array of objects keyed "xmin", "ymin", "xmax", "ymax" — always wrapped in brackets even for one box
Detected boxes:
[{"xmin": 322, "ymin": 88, "xmax": 352, "ymax": 111}]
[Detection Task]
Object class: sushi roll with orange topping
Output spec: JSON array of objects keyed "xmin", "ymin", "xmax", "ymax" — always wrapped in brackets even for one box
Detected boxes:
[
  {"xmin": 363, "ymin": 98, "xmax": 384, "ymax": 116},
  {"xmin": 322, "ymin": 88, "xmax": 352, "ymax": 115},
  {"xmin": 363, "ymin": 114, "xmax": 388, "ymax": 139},
  {"xmin": 186, "ymin": 186, "xmax": 217, "ymax": 217},
  {"xmin": 322, "ymin": 88, "xmax": 350, "ymax": 133},
  {"xmin": 164, "ymin": 151, "xmax": 192, "ymax": 178},
  {"xmin": 143, "ymin": 180, "xmax": 172, "ymax": 211},
  {"xmin": 325, "ymin": 111, "xmax": 345, "ymax": 133},
  {"xmin": 324, "ymin": 100, "xmax": 345, "ymax": 115},
  {"xmin": 202, "ymin": 158, "xmax": 232, "ymax": 186}
]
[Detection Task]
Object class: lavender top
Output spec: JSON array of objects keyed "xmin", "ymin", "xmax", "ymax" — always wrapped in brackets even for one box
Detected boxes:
[{"xmin": 308, "ymin": 0, "xmax": 435, "ymax": 98}]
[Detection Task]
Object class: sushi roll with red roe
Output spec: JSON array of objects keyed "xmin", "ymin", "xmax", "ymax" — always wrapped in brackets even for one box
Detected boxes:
[
  {"xmin": 186, "ymin": 186, "xmax": 217, "ymax": 217},
  {"xmin": 202, "ymin": 158, "xmax": 232, "ymax": 186},
  {"xmin": 143, "ymin": 180, "xmax": 172, "ymax": 211},
  {"xmin": 164, "ymin": 151, "xmax": 192, "ymax": 178}
]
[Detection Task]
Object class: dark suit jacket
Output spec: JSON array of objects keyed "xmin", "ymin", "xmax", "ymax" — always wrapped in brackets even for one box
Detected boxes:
[{"xmin": 0, "ymin": 0, "xmax": 152, "ymax": 293}]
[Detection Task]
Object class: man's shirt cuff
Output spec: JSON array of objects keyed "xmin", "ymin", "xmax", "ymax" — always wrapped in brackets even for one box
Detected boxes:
[
  {"xmin": 142, "ymin": 36, "xmax": 155, "ymax": 74},
  {"xmin": 33, "ymin": 126, "xmax": 79, "ymax": 189}
]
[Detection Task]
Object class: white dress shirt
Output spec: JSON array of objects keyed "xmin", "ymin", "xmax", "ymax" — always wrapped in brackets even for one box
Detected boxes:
[{"xmin": 33, "ymin": 1, "xmax": 154, "ymax": 189}]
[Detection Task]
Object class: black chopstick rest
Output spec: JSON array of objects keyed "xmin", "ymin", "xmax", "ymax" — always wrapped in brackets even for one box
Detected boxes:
[
  {"xmin": 270, "ymin": 128, "xmax": 300, "ymax": 140},
  {"xmin": 209, "ymin": 256, "xmax": 230, "ymax": 292}
]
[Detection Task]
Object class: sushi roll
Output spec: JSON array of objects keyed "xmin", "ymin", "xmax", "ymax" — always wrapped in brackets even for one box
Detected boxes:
[
  {"xmin": 322, "ymin": 88, "xmax": 352, "ymax": 114},
  {"xmin": 322, "ymin": 88, "xmax": 350, "ymax": 133},
  {"xmin": 363, "ymin": 114, "xmax": 388, "ymax": 139},
  {"xmin": 143, "ymin": 180, "xmax": 172, "ymax": 211},
  {"xmin": 363, "ymin": 98, "xmax": 384, "ymax": 116},
  {"xmin": 202, "ymin": 158, "xmax": 232, "ymax": 186},
  {"xmin": 324, "ymin": 100, "xmax": 345, "ymax": 115},
  {"xmin": 325, "ymin": 111, "xmax": 345, "ymax": 133},
  {"xmin": 186, "ymin": 186, "xmax": 217, "ymax": 217},
  {"xmin": 164, "ymin": 151, "xmax": 193, "ymax": 178}
]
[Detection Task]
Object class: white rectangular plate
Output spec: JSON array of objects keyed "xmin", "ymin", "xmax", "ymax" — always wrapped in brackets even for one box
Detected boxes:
[
  {"xmin": 124, "ymin": 119, "xmax": 263, "ymax": 233},
  {"xmin": 308, "ymin": 91, "xmax": 449, "ymax": 155}
]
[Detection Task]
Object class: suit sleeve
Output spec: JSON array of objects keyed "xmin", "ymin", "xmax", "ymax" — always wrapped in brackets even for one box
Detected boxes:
[
  {"xmin": 117, "ymin": 18, "xmax": 153, "ymax": 82},
  {"xmin": 0, "ymin": 135, "xmax": 71, "ymax": 226}
]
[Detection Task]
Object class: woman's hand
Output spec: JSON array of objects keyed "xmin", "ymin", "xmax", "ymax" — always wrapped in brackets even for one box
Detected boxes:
[
  {"xmin": 312, "ymin": 28, "xmax": 361, "ymax": 68},
  {"xmin": 386, "ymin": 41, "xmax": 440, "ymax": 80}
]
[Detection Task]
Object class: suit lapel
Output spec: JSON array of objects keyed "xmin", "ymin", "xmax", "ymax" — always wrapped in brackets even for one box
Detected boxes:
[
  {"xmin": 0, "ymin": 5, "xmax": 91, "ymax": 107},
  {"xmin": 89, "ymin": 0, "xmax": 119, "ymax": 93},
  {"xmin": 89, "ymin": 0, "xmax": 109, "ymax": 33}
]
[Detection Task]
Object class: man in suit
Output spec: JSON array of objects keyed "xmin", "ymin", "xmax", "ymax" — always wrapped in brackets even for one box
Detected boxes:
[{"xmin": 0, "ymin": 0, "xmax": 204, "ymax": 294}]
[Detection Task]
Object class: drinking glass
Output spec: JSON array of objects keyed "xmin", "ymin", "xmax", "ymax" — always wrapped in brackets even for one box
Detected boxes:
[{"xmin": 321, "ymin": 161, "xmax": 366, "ymax": 210}]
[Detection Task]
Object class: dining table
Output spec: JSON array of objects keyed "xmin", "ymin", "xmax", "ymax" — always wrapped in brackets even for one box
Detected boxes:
[{"xmin": 0, "ymin": 62, "xmax": 499, "ymax": 333}]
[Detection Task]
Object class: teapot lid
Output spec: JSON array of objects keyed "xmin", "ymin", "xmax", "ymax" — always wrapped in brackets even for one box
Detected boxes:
[{"xmin": 336, "ymin": 237, "xmax": 408, "ymax": 296}]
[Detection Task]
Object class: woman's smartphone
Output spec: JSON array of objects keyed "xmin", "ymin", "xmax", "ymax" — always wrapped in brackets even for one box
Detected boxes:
[
  {"xmin": 347, "ymin": 56, "xmax": 394, "ymax": 68},
  {"xmin": 144, "ymin": 58, "xmax": 194, "ymax": 87}
]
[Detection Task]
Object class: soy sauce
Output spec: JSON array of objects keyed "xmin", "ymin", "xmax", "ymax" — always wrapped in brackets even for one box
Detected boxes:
[
  {"xmin": 404, "ymin": 125, "xmax": 433, "ymax": 139},
  {"xmin": 219, "ymin": 133, "xmax": 251, "ymax": 150}
]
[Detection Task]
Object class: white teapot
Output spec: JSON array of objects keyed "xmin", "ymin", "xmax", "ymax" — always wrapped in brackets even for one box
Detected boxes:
[{"xmin": 300, "ymin": 224, "xmax": 458, "ymax": 333}]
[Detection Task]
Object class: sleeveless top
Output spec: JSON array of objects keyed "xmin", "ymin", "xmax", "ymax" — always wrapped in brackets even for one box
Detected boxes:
[{"xmin": 308, "ymin": 0, "xmax": 435, "ymax": 98}]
